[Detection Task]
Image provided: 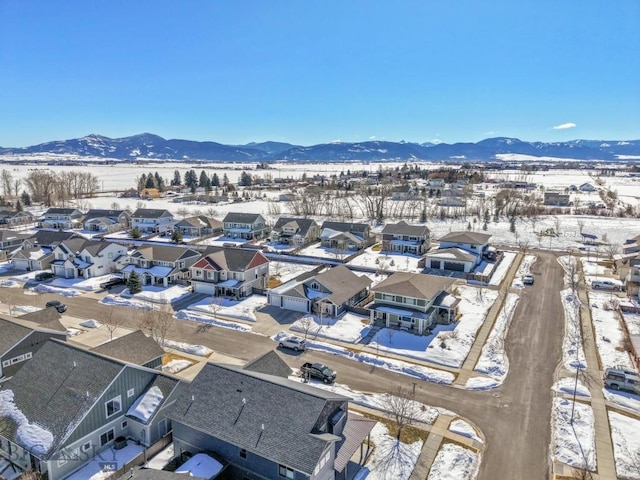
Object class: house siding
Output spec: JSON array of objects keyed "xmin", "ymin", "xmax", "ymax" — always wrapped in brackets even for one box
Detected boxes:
[{"xmin": 1, "ymin": 331, "xmax": 67, "ymax": 379}]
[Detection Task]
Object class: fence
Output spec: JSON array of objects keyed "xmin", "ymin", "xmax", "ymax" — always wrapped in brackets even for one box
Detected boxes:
[{"xmin": 103, "ymin": 433, "xmax": 172, "ymax": 480}]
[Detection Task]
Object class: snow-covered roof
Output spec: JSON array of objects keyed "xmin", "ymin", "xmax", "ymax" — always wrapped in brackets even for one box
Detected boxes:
[
  {"xmin": 176, "ymin": 453, "xmax": 224, "ymax": 479},
  {"xmin": 126, "ymin": 386, "xmax": 164, "ymax": 424},
  {"xmin": 123, "ymin": 264, "xmax": 173, "ymax": 277}
]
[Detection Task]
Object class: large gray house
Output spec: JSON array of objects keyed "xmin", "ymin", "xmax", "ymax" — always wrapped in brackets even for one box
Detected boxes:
[{"xmin": 170, "ymin": 352, "xmax": 374, "ymax": 480}]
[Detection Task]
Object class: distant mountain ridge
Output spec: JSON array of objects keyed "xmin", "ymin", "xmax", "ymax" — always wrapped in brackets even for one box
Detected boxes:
[{"xmin": 1, "ymin": 133, "xmax": 639, "ymax": 162}]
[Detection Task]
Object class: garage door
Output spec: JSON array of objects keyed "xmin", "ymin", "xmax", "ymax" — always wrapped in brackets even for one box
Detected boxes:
[
  {"xmin": 193, "ymin": 281, "xmax": 215, "ymax": 295},
  {"xmin": 443, "ymin": 261, "xmax": 465, "ymax": 272},
  {"xmin": 268, "ymin": 294, "xmax": 282, "ymax": 307},
  {"xmin": 12, "ymin": 259, "xmax": 30, "ymax": 271},
  {"xmin": 430, "ymin": 260, "xmax": 441, "ymax": 269},
  {"xmin": 283, "ymin": 296, "xmax": 309, "ymax": 313}
]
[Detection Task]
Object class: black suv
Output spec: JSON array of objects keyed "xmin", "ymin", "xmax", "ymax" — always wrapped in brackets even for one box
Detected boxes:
[
  {"xmin": 45, "ymin": 300, "xmax": 67, "ymax": 313},
  {"xmin": 100, "ymin": 277, "xmax": 125, "ymax": 290},
  {"xmin": 35, "ymin": 271, "xmax": 55, "ymax": 281},
  {"xmin": 301, "ymin": 362, "xmax": 337, "ymax": 384}
]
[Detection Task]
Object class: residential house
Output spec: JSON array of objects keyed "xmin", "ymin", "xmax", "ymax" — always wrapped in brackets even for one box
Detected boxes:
[
  {"xmin": 625, "ymin": 254, "xmax": 640, "ymax": 300},
  {"xmin": 171, "ymin": 215, "xmax": 223, "ymax": 238},
  {"xmin": 320, "ymin": 221, "xmax": 372, "ymax": 251},
  {"xmin": 170, "ymin": 354, "xmax": 375, "ymax": 480},
  {"xmin": 0, "ymin": 210, "xmax": 34, "ymax": 227},
  {"xmin": 83, "ymin": 209, "xmax": 131, "ymax": 233},
  {"xmin": 270, "ymin": 217, "xmax": 320, "ymax": 247},
  {"xmin": 0, "ymin": 315, "xmax": 67, "ymax": 379},
  {"xmin": 90, "ymin": 330, "xmax": 165, "ymax": 369},
  {"xmin": 131, "ymin": 208, "xmax": 175, "ymax": 234},
  {"xmin": 38, "ymin": 207, "xmax": 84, "ymax": 229},
  {"xmin": 579, "ymin": 182, "xmax": 597, "ymax": 192},
  {"xmin": 268, "ymin": 265, "xmax": 372, "ymax": 316},
  {"xmin": 0, "ymin": 229, "xmax": 32, "ymax": 252},
  {"xmin": 21, "ymin": 230, "xmax": 81, "ymax": 250},
  {"xmin": 0, "ymin": 340, "xmax": 183, "ymax": 480},
  {"xmin": 50, "ymin": 238, "xmax": 128, "ymax": 278},
  {"xmin": 544, "ymin": 192, "xmax": 571, "ymax": 206},
  {"xmin": 438, "ymin": 231, "xmax": 491, "ymax": 258},
  {"xmin": 190, "ymin": 247, "xmax": 269, "ymax": 298},
  {"xmin": 123, "ymin": 244, "xmax": 201, "ymax": 287},
  {"xmin": 11, "ymin": 231, "xmax": 84, "ymax": 271},
  {"xmin": 380, "ymin": 221, "xmax": 429, "ymax": 255},
  {"xmin": 623, "ymin": 234, "xmax": 640, "ymax": 256},
  {"xmin": 368, "ymin": 272, "xmax": 460, "ymax": 334},
  {"xmin": 222, "ymin": 212, "xmax": 269, "ymax": 240},
  {"xmin": 424, "ymin": 231, "xmax": 492, "ymax": 273}
]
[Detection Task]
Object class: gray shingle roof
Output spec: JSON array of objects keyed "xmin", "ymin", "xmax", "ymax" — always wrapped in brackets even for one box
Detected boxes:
[
  {"xmin": 18, "ymin": 307, "xmax": 66, "ymax": 333},
  {"xmin": 222, "ymin": 212, "xmax": 264, "ymax": 224},
  {"xmin": 0, "ymin": 317, "xmax": 32, "ymax": 354},
  {"xmin": 439, "ymin": 231, "xmax": 491, "ymax": 245},
  {"xmin": 131, "ymin": 208, "xmax": 173, "ymax": 219},
  {"xmin": 371, "ymin": 272, "xmax": 456, "ymax": 299},
  {"xmin": 313, "ymin": 266, "xmax": 372, "ymax": 306},
  {"xmin": 91, "ymin": 330, "xmax": 164, "ymax": 366},
  {"xmin": 28, "ymin": 230, "xmax": 81, "ymax": 247},
  {"xmin": 171, "ymin": 363, "xmax": 348, "ymax": 475},
  {"xmin": 44, "ymin": 208, "xmax": 81, "ymax": 215},
  {"xmin": 82, "ymin": 209, "xmax": 128, "ymax": 221},
  {"xmin": 132, "ymin": 244, "xmax": 200, "ymax": 262},
  {"xmin": 381, "ymin": 221, "xmax": 429, "ymax": 237},
  {"xmin": 320, "ymin": 221, "xmax": 369, "ymax": 234},
  {"xmin": 272, "ymin": 217, "xmax": 317, "ymax": 236},
  {"xmin": 243, "ymin": 350, "xmax": 292, "ymax": 378}
]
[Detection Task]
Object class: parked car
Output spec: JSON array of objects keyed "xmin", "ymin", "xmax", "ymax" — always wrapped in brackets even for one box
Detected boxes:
[
  {"xmin": 278, "ymin": 335, "xmax": 307, "ymax": 351},
  {"xmin": 100, "ymin": 277, "xmax": 125, "ymax": 290},
  {"xmin": 604, "ymin": 367, "xmax": 640, "ymax": 394},
  {"xmin": 301, "ymin": 362, "xmax": 336, "ymax": 384},
  {"xmin": 45, "ymin": 300, "xmax": 67, "ymax": 313},
  {"xmin": 34, "ymin": 271, "xmax": 55, "ymax": 281},
  {"xmin": 523, "ymin": 274, "xmax": 534, "ymax": 285},
  {"xmin": 592, "ymin": 280, "xmax": 620, "ymax": 291}
]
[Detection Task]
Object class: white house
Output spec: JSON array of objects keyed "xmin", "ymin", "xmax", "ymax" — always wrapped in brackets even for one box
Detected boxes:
[{"xmin": 50, "ymin": 238, "xmax": 128, "ymax": 278}]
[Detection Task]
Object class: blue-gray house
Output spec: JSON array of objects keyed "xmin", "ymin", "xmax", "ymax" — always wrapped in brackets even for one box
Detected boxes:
[{"xmin": 170, "ymin": 351, "xmax": 375, "ymax": 480}]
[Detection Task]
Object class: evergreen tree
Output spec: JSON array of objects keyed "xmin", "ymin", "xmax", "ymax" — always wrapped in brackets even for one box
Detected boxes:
[
  {"xmin": 222, "ymin": 173, "xmax": 229, "ymax": 186},
  {"xmin": 137, "ymin": 174, "xmax": 147, "ymax": 192},
  {"xmin": 509, "ymin": 216, "xmax": 516, "ymax": 233},
  {"xmin": 211, "ymin": 173, "xmax": 220, "ymax": 187},
  {"xmin": 420, "ymin": 208, "xmax": 427, "ymax": 223},
  {"xmin": 154, "ymin": 172, "xmax": 165, "ymax": 191},
  {"xmin": 145, "ymin": 174, "xmax": 156, "ymax": 188},
  {"xmin": 21, "ymin": 191, "xmax": 31, "ymax": 206},
  {"xmin": 127, "ymin": 271, "xmax": 142, "ymax": 294},
  {"xmin": 172, "ymin": 170, "xmax": 182, "ymax": 186},
  {"xmin": 130, "ymin": 227, "xmax": 142, "ymax": 239},
  {"xmin": 199, "ymin": 170, "xmax": 210, "ymax": 188},
  {"xmin": 239, "ymin": 171, "xmax": 252, "ymax": 187},
  {"xmin": 171, "ymin": 229, "xmax": 184, "ymax": 243},
  {"xmin": 15, "ymin": 199, "xmax": 22, "ymax": 212}
]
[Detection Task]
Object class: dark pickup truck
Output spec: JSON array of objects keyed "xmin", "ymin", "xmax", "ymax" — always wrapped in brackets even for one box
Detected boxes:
[
  {"xmin": 100, "ymin": 277, "xmax": 125, "ymax": 290},
  {"xmin": 301, "ymin": 362, "xmax": 336, "ymax": 384}
]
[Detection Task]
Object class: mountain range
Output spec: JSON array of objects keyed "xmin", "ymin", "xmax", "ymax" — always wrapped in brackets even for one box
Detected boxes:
[{"xmin": 1, "ymin": 133, "xmax": 639, "ymax": 162}]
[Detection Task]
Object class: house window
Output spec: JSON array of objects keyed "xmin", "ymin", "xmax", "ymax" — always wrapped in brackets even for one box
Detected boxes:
[
  {"xmin": 2, "ymin": 360, "xmax": 9, "ymax": 368},
  {"xmin": 278, "ymin": 464, "xmax": 294, "ymax": 479},
  {"xmin": 239, "ymin": 448, "xmax": 247, "ymax": 458},
  {"xmin": 105, "ymin": 396, "xmax": 122, "ymax": 418},
  {"xmin": 81, "ymin": 442, "xmax": 91, "ymax": 452},
  {"xmin": 122, "ymin": 420, "xmax": 128, "ymax": 429},
  {"xmin": 127, "ymin": 388, "xmax": 135, "ymax": 398},
  {"xmin": 24, "ymin": 352, "xmax": 32, "ymax": 359},
  {"xmin": 100, "ymin": 428, "xmax": 115, "ymax": 446}
]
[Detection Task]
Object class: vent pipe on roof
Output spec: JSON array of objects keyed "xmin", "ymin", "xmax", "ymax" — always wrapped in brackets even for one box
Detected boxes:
[{"xmin": 242, "ymin": 398, "xmax": 246, "ymax": 405}]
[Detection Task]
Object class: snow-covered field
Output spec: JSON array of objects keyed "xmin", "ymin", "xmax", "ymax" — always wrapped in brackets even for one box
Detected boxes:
[
  {"xmin": 123, "ymin": 285, "xmax": 191, "ymax": 304},
  {"xmin": 589, "ymin": 291, "xmax": 633, "ymax": 370},
  {"xmin": 187, "ymin": 295, "xmax": 267, "ymax": 323},
  {"xmin": 348, "ymin": 246, "xmax": 423, "ymax": 273},
  {"xmin": 370, "ymin": 286, "xmax": 498, "ymax": 368},
  {"xmin": 473, "ymin": 293, "xmax": 519, "ymax": 382},
  {"xmin": 290, "ymin": 312, "xmax": 371, "ymax": 343},
  {"xmin": 552, "ymin": 398, "xmax": 596, "ymax": 471},
  {"xmin": 609, "ymin": 411, "xmax": 640, "ymax": 480}
]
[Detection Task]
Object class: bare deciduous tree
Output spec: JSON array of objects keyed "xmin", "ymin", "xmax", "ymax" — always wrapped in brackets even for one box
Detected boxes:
[
  {"xmin": 101, "ymin": 306, "xmax": 122, "ymax": 341},
  {"xmin": 1, "ymin": 169, "xmax": 13, "ymax": 197},
  {"xmin": 139, "ymin": 305, "xmax": 174, "ymax": 347},
  {"xmin": 385, "ymin": 386, "xmax": 420, "ymax": 441}
]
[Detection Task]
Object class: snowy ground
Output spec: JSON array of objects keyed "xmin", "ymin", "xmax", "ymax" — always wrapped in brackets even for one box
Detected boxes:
[
  {"xmin": 473, "ymin": 293, "xmax": 519, "ymax": 382},
  {"xmin": 64, "ymin": 443, "xmax": 144, "ymax": 480},
  {"xmin": 162, "ymin": 359, "xmax": 194, "ymax": 374},
  {"xmin": 449, "ymin": 419, "xmax": 483, "ymax": 444},
  {"xmin": 290, "ymin": 312, "xmax": 371, "ymax": 343},
  {"xmin": 187, "ymin": 295, "xmax": 267, "ymax": 323},
  {"xmin": 560, "ymin": 289, "xmax": 588, "ymax": 371},
  {"xmin": 273, "ymin": 331, "xmax": 455, "ymax": 384},
  {"xmin": 609, "ymin": 411, "xmax": 640, "ymax": 480},
  {"xmin": 31, "ymin": 283, "xmax": 82, "ymax": 297},
  {"xmin": 99, "ymin": 294, "xmax": 154, "ymax": 310},
  {"xmin": 369, "ymin": 286, "xmax": 498, "ymax": 368},
  {"xmin": 623, "ymin": 311, "xmax": 640, "ymax": 335},
  {"xmin": 603, "ymin": 389, "xmax": 640, "ymax": 416},
  {"xmin": 297, "ymin": 243, "xmax": 353, "ymax": 260},
  {"xmin": 175, "ymin": 310, "xmax": 252, "ymax": 332},
  {"xmin": 50, "ymin": 274, "xmax": 119, "ymax": 292},
  {"xmin": 427, "ymin": 442, "xmax": 480, "ymax": 480},
  {"xmin": 348, "ymin": 246, "xmax": 423, "ymax": 273},
  {"xmin": 511, "ymin": 254, "xmax": 537, "ymax": 288},
  {"xmin": 164, "ymin": 340, "xmax": 213, "ymax": 357},
  {"xmin": 552, "ymin": 378, "xmax": 591, "ymax": 399},
  {"xmin": 269, "ymin": 260, "xmax": 318, "ymax": 283},
  {"xmin": 589, "ymin": 291, "xmax": 634, "ymax": 370},
  {"xmin": 552, "ymin": 398, "xmax": 596, "ymax": 471},
  {"xmin": 122, "ymin": 285, "xmax": 191, "ymax": 304},
  {"xmin": 488, "ymin": 251, "xmax": 516, "ymax": 286}
]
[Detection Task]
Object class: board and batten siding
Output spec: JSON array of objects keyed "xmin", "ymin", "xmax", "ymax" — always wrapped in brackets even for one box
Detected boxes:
[{"xmin": 1, "ymin": 331, "xmax": 67, "ymax": 379}]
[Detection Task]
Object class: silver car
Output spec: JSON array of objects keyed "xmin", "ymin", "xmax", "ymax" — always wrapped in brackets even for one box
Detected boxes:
[{"xmin": 278, "ymin": 335, "xmax": 307, "ymax": 351}]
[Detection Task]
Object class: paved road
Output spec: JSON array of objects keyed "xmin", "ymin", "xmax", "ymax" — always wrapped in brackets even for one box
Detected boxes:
[{"xmin": 0, "ymin": 253, "xmax": 565, "ymax": 479}]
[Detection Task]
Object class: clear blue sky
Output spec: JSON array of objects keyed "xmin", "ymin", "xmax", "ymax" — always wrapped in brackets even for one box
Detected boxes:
[{"xmin": 1, "ymin": 1, "xmax": 638, "ymax": 147}]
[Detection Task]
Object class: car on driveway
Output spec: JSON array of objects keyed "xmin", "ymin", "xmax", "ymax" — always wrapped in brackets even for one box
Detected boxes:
[
  {"xmin": 604, "ymin": 366, "xmax": 640, "ymax": 394},
  {"xmin": 301, "ymin": 362, "xmax": 336, "ymax": 383},
  {"xmin": 100, "ymin": 277, "xmax": 125, "ymax": 290},
  {"xmin": 45, "ymin": 300, "xmax": 67, "ymax": 313},
  {"xmin": 35, "ymin": 271, "xmax": 55, "ymax": 281},
  {"xmin": 592, "ymin": 280, "xmax": 620, "ymax": 291},
  {"xmin": 278, "ymin": 335, "xmax": 307, "ymax": 351}
]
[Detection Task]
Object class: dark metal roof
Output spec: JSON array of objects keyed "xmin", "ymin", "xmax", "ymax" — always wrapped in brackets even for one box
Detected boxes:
[
  {"xmin": 91, "ymin": 330, "xmax": 164, "ymax": 366},
  {"xmin": 334, "ymin": 415, "xmax": 376, "ymax": 472}
]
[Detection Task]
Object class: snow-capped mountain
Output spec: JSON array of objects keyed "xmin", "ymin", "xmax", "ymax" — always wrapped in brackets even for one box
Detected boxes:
[{"xmin": 1, "ymin": 134, "xmax": 638, "ymax": 162}]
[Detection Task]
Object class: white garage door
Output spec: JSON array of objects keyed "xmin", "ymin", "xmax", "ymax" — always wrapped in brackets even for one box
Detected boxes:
[
  {"xmin": 283, "ymin": 296, "xmax": 309, "ymax": 313},
  {"xmin": 269, "ymin": 294, "xmax": 282, "ymax": 307},
  {"xmin": 193, "ymin": 281, "xmax": 215, "ymax": 295},
  {"xmin": 12, "ymin": 259, "xmax": 30, "ymax": 271}
]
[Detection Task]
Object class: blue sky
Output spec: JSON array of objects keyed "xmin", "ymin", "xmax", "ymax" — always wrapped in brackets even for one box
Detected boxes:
[{"xmin": 1, "ymin": 1, "xmax": 638, "ymax": 147}]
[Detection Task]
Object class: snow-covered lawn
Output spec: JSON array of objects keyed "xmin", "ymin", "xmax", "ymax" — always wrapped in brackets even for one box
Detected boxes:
[
  {"xmin": 5, "ymin": 305, "xmax": 40, "ymax": 316},
  {"xmin": 99, "ymin": 294, "xmax": 154, "ymax": 310},
  {"xmin": 32, "ymin": 283, "xmax": 82, "ymax": 297},
  {"xmin": 50, "ymin": 274, "xmax": 119, "ymax": 292},
  {"xmin": 449, "ymin": 419, "xmax": 483, "ymax": 444},
  {"xmin": 290, "ymin": 312, "xmax": 371, "ymax": 343},
  {"xmin": 609, "ymin": 411, "xmax": 640, "ymax": 480},
  {"xmin": 273, "ymin": 331, "xmax": 455, "ymax": 385},
  {"xmin": 347, "ymin": 246, "xmax": 423, "ymax": 273},
  {"xmin": 589, "ymin": 291, "xmax": 634, "ymax": 370},
  {"xmin": 175, "ymin": 310, "xmax": 252, "ymax": 332},
  {"xmin": 511, "ymin": 254, "xmax": 536, "ymax": 288},
  {"xmin": 369, "ymin": 286, "xmax": 498, "ymax": 368},
  {"xmin": 163, "ymin": 340, "xmax": 213, "ymax": 357},
  {"xmin": 552, "ymin": 398, "xmax": 596, "ymax": 471},
  {"xmin": 162, "ymin": 359, "xmax": 193, "ymax": 374},
  {"xmin": 270, "ymin": 261, "xmax": 318, "ymax": 283},
  {"xmin": 552, "ymin": 378, "xmax": 591, "ymax": 399},
  {"xmin": 560, "ymin": 289, "xmax": 588, "ymax": 371},
  {"xmin": 464, "ymin": 377, "xmax": 500, "ymax": 390},
  {"xmin": 473, "ymin": 293, "xmax": 519, "ymax": 382},
  {"xmin": 603, "ymin": 389, "xmax": 640, "ymax": 416},
  {"xmin": 354, "ymin": 423, "xmax": 422, "ymax": 480},
  {"xmin": 297, "ymin": 243, "xmax": 353, "ymax": 260},
  {"xmin": 488, "ymin": 251, "xmax": 516, "ymax": 286},
  {"xmin": 0, "ymin": 279, "xmax": 20, "ymax": 288},
  {"xmin": 64, "ymin": 443, "xmax": 144, "ymax": 480},
  {"xmin": 187, "ymin": 295, "xmax": 267, "ymax": 323},
  {"xmin": 622, "ymin": 312, "xmax": 640, "ymax": 336},
  {"xmin": 122, "ymin": 285, "xmax": 191, "ymax": 304},
  {"xmin": 427, "ymin": 443, "xmax": 480, "ymax": 480}
]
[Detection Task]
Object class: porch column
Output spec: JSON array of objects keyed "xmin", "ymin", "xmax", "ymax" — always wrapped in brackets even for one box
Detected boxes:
[
  {"xmin": 163, "ymin": 277, "xmax": 168, "ymax": 288},
  {"xmin": 417, "ymin": 319, "xmax": 423, "ymax": 335}
]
